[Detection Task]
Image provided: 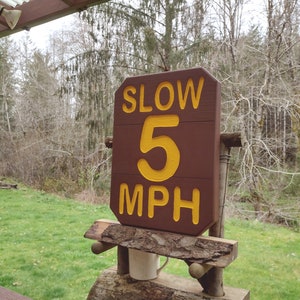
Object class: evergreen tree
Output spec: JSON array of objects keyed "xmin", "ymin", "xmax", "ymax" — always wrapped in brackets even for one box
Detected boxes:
[
  {"xmin": 19, "ymin": 50, "xmax": 59, "ymax": 134},
  {"xmin": 0, "ymin": 37, "xmax": 15, "ymax": 135}
]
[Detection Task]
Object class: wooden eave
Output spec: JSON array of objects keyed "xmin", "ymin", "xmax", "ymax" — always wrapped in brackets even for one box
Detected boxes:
[{"xmin": 0, "ymin": 0, "xmax": 109, "ymax": 38}]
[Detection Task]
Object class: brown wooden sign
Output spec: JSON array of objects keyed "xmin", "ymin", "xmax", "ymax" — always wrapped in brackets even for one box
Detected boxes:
[{"xmin": 110, "ymin": 68, "xmax": 220, "ymax": 235}]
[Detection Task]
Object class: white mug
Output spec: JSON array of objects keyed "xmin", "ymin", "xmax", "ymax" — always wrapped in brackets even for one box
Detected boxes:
[{"xmin": 128, "ymin": 249, "xmax": 168, "ymax": 280}]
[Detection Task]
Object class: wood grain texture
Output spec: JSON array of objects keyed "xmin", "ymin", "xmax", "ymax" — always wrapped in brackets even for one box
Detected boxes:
[
  {"xmin": 86, "ymin": 267, "xmax": 250, "ymax": 300},
  {"xmin": 84, "ymin": 220, "xmax": 237, "ymax": 268}
]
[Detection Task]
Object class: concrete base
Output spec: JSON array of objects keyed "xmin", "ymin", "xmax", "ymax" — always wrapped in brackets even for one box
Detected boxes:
[{"xmin": 87, "ymin": 267, "xmax": 250, "ymax": 300}]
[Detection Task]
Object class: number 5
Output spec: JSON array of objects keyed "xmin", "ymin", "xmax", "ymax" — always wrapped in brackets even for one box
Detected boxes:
[{"xmin": 137, "ymin": 114, "xmax": 180, "ymax": 182}]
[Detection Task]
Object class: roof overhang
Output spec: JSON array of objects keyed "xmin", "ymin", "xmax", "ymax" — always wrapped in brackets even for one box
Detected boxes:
[{"xmin": 0, "ymin": 0, "xmax": 109, "ymax": 38}]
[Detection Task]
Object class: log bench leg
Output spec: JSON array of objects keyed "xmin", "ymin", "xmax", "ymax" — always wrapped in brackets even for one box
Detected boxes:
[
  {"xmin": 86, "ymin": 267, "xmax": 250, "ymax": 300},
  {"xmin": 117, "ymin": 245, "xmax": 129, "ymax": 275}
]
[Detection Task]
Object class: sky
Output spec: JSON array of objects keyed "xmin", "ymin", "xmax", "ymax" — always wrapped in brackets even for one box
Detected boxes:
[
  {"xmin": 10, "ymin": 0, "xmax": 267, "ymax": 51},
  {"xmin": 11, "ymin": 14, "xmax": 75, "ymax": 50}
]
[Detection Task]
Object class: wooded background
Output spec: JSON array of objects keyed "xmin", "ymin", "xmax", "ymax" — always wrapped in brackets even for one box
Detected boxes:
[{"xmin": 0, "ymin": 0, "xmax": 299, "ymax": 227}]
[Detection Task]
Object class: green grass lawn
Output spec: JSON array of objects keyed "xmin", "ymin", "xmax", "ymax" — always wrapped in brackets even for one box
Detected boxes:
[{"xmin": 1, "ymin": 186, "xmax": 299, "ymax": 299}]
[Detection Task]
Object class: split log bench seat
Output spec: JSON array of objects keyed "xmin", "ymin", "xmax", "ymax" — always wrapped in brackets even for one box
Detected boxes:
[
  {"xmin": 84, "ymin": 219, "xmax": 238, "ymax": 269},
  {"xmin": 84, "ymin": 220, "xmax": 250, "ymax": 300}
]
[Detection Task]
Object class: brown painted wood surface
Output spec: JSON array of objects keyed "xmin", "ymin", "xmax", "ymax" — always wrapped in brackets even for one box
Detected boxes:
[
  {"xmin": 86, "ymin": 267, "xmax": 250, "ymax": 300},
  {"xmin": 0, "ymin": 286, "xmax": 31, "ymax": 300},
  {"xmin": 104, "ymin": 132, "xmax": 243, "ymax": 150},
  {"xmin": 220, "ymin": 132, "xmax": 244, "ymax": 148},
  {"xmin": 0, "ymin": 0, "xmax": 110, "ymax": 38},
  {"xmin": 111, "ymin": 68, "xmax": 221, "ymax": 235},
  {"xmin": 84, "ymin": 220, "xmax": 237, "ymax": 268}
]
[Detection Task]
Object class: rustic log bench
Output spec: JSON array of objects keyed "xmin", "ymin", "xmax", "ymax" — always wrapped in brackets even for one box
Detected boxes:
[
  {"xmin": 85, "ymin": 219, "xmax": 238, "ymax": 270},
  {"xmin": 84, "ymin": 220, "xmax": 250, "ymax": 300}
]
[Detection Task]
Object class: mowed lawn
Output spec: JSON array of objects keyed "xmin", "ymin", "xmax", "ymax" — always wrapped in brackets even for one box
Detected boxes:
[
  {"xmin": 1, "ymin": 187, "xmax": 300, "ymax": 299},
  {"xmin": 0, "ymin": 187, "xmax": 117, "ymax": 299}
]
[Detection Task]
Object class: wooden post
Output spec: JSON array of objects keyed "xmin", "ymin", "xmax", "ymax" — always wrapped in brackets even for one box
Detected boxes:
[
  {"xmin": 200, "ymin": 133, "xmax": 243, "ymax": 297},
  {"xmin": 117, "ymin": 246, "xmax": 129, "ymax": 275},
  {"xmin": 91, "ymin": 242, "xmax": 115, "ymax": 254}
]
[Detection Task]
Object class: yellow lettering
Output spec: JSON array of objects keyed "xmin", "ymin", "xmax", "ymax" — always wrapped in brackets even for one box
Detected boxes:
[
  {"xmin": 122, "ymin": 86, "xmax": 137, "ymax": 113},
  {"xmin": 137, "ymin": 115, "xmax": 180, "ymax": 182},
  {"xmin": 173, "ymin": 187, "xmax": 200, "ymax": 225},
  {"xmin": 155, "ymin": 81, "xmax": 175, "ymax": 111},
  {"xmin": 139, "ymin": 84, "xmax": 153, "ymax": 113},
  {"xmin": 148, "ymin": 185, "xmax": 169, "ymax": 218},
  {"xmin": 119, "ymin": 183, "xmax": 143, "ymax": 216},
  {"xmin": 177, "ymin": 77, "xmax": 204, "ymax": 110}
]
